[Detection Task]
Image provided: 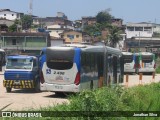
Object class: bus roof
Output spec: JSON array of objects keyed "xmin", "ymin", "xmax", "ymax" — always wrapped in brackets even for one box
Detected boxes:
[
  {"xmin": 47, "ymin": 45, "xmax": 122, "ymax": 56},
  {"xmin": 136, "ymin": 52, "xmax": 153, "ymax": 55},
  {"xmin": 122, "ymin": 52, "xmax": 133, "ymax": 55},
  {"xmin": 7, "ymin": 55, "xmax": 37, "ymax": 59},
  {"xmin": 0, "ymin": 49, "xmax": 5, "ymax": 52}
]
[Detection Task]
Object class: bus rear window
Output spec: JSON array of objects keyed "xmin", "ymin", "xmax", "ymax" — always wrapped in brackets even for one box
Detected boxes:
[
  {"xmin": 123, "ymin": 55, "xmax": 133, "ymax": 63},
  {"xmin": 142, "ymin": 55, "xmax": 153, "ymax": 63},
  {"xmin": 46, "ymin": 47, "xmax": 75, "ymax": 70}
]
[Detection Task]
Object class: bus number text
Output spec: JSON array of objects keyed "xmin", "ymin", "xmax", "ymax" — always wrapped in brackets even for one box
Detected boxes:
[{"xmin": 53, "ymin": 71, "xmax": 65, "ymax": 75}]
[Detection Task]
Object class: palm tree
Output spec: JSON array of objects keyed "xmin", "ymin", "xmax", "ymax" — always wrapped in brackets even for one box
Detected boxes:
[{"xmin": 108, "ymin": 26, "xmax": 123, "ymax": 48}]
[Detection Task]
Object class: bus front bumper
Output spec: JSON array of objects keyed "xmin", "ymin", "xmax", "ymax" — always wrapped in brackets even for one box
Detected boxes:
[
  {"xmin": 3, "ymin": 80, "xmax": 35, "ymax": 89},
  {"xmin": 40, "ymin": 83, "xmax": 80, "ymax": 93}
]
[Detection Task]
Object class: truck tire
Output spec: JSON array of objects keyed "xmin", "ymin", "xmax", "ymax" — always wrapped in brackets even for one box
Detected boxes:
[
  {"xmin": 34, "ymin": 79, "xmax": 40, "ymax": 92},
  {"xmin": 6, "ymin": 87, "xmax": 12, "ymax": 93}
]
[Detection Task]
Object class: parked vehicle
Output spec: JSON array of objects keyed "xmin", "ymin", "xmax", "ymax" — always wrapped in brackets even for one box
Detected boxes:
[
  {"xmin": 0, "ymin": 49, "xmax": 6, "ymax": 71},
  {"xmin": 40, "ymin": 44, "xmax": 124, "ymax": 93},
  {"xmin": 137, "ymin": 52, "xmax": 156, "ymax": 74},
  {"xmin": 122, "ymin": 52, "xmax": 137, "ymax": 73},
  {"xmin": 3, "ymin": 55, "xmax": 40, "ymax": 92}
]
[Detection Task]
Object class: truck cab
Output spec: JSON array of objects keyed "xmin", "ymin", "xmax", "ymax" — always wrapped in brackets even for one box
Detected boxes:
[{"xmin": 3, "ymin": 55, "xmax": 40, "ymax": 92}]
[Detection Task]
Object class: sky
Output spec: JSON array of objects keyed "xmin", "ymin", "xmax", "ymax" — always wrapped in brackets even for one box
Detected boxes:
[{"xmin": 0, "ymin": 0, "xmax": 160, "ymax": 24}]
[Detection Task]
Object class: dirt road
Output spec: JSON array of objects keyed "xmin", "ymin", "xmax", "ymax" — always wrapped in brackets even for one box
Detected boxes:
[{"xmin": 0, "ymin": 73, "xmax": 69, "ymax": 111}]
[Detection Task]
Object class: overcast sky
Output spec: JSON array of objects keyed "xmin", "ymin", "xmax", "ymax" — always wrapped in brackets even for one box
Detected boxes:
[{"xmin": 0, "ymin": 0, "xmax": 160, "ymax": 24}]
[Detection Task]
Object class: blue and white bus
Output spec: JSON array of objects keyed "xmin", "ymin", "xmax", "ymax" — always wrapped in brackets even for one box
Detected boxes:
[
  {"xmin": 122, "ymin": 52, "xmax": 137, "ymax": 73},
  {"xmin": 39, "ymin": 44, "xmax": 123, "ymax": 93}
]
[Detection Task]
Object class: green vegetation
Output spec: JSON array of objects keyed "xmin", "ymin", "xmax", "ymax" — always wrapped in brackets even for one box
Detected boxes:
[
  {"xmin": 84, "ymin": 9, "xmax": 123, "ymax": 47},
  {"xmin": 156, "ymin": 66, "xmax": 160, "ymax": 73},
  {"xmin": 3, "ymin": 83, "xmax": 160, "ymax": 120}
]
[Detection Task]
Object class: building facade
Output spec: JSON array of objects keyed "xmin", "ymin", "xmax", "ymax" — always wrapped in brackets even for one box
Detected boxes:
[
  {"xmin": 0, "ymin": 32, "xmax": 50, "ymax": 55},
  {"xmin": 60, "ymin": 30, "xmax": 82, "ymax": 44},
  {"xmin": 0, "ymin": 9, "xmax": 23, "ymax": 21}
]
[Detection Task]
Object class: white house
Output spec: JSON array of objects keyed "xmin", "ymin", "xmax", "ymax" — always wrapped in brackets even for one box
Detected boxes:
[
  {"xmin": 0, "ymin": 9, "xmax": 23, "ymax": 21},
  {"xmin": 125, "ymin": 22, "xmax": 153, "ymax": 39},
  {"xmin": 47, "ymin": 24, "xmax": 74, "ymax": 38}
]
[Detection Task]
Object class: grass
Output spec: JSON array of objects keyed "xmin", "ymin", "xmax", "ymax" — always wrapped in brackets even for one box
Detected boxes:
[{"xmin": 2, "ymin": 83, "xmax": 160, "ymax": 120}]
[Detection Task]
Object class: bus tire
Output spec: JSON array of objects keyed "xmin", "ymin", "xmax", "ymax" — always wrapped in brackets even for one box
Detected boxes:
[
  {"xmin": 90, "ymin": 80, "xmax": 93, "ymax": 90},
  {"xmin": 6, "ymin": 87, "xmax": 12, "ymax": 93}
]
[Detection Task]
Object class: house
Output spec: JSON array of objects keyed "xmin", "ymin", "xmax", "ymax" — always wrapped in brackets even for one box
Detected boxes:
[
  {"xmin": 111, "ymin": 18, "xmax": 123, "ymax": 27},
  {"xmin": 125, "ymin": 37, "xmax": 160, "ymax": 52},
  {"xmin": 0, "ymin": 18, "xmax": 14, "ymax": 31},
  {"xmin": 0, "ymin": 32, "xmax": 50, "ymax": 55},
  {"xmin": 81, "ymin": 16, "xmax": 96, "ymax": 30},
  {"xmin": 50, "ymin": 36, "xmax": 64, "ymax": 46},
  {"xmin": 0, "ymin": 9, "xmax": 23, "ymax": 21},
  {"xmin": 60, "ymin": 30, "xmax": 82, "ymax": 44},
  {"xmin": 124, "ymin": 22, "xmax": 160, "ymax": 52},
  {"xmin": 47, "ymin": 24, "xmax": 74, "ymax": 38},
  {"xmin": 125, "ymin": 22, "xmax": 154, "ymax": 39},
  {"xmin": 33, "ymin": 12, "xmax": 73, "ymax": 27}
]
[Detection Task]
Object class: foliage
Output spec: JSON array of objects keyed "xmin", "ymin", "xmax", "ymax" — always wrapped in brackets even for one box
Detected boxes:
[
  {"xmin": 96, "ymin": 9, "xmax": 113, "ymax": 24},
  {"xmin": 84, "ymin": 9, "xmax": 122, "ymax": 47},
  {"xmin": 8, "ymin": 83, "xmax": 160, "ymax": 120},
  {"xmin": 21, "ymin": 15, "xmax": 32, "ymax": 30},
  {"xmin": 108, "ymin": 26, "xmax": 123, "ymax": 47},
  {"xmin": 8, "ymin": 23, "xmax": 17, "ymax": 32},
  {"xmin": 156, "ymin": 66, "xmax": 160, "ymax": 73}
]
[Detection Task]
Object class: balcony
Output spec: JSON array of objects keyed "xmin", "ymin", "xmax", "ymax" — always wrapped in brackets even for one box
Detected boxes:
[{"xmin": 1, "ymin": 45, "xmax": 43, "ymax": 50}]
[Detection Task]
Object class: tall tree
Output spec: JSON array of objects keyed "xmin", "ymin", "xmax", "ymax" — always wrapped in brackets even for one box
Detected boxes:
[
  {"xmin": 108, "ymin": 26, "xmax": 123, "ymax": 48},
  {"xmin": 96, "ymin": 9, "xmax": 113, "ymax": 24}
]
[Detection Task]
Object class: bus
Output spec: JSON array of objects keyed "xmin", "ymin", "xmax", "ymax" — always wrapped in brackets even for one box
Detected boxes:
[
  {"xmin": 0, "ymin": 49, "xmax": 6, "ymax": 71},
  {"xmin": 137, "ymin": 52, "xmax": 156, "ymax": 74},
  {"xmin": 40, "ymin": 44, "xmax": 124, "ymax": 93},
  {"xmin": 122, "ymin": 52, "xmax": 137, "ymax": 73}
]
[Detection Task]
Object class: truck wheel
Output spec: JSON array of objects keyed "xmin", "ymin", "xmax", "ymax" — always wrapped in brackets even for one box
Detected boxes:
[
  {"xmin": 6, "ymin": 87, "xmax": 12, "ymax": 93},
  {"xmin": 34, "ymin": 80, "xmax": 40, "ymax": 92}
]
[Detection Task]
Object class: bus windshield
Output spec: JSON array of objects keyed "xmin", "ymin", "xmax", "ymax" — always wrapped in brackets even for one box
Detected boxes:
[
  {"xmin": 46, "ymin": 47, "xmax": 74, "ymax": 70},
  {"xmin": 6, "ymin": 58, "xmax": 33, "ymax": 70}
]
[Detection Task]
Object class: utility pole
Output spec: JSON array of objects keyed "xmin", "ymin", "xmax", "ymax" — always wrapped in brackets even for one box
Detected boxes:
[
  {"xmin": 139, "ymin": 32, "xmax": 140, "ymax": 52},
  {"xmin": 29, "ymin": 0, "xmax": 33, "ymax": 16}
]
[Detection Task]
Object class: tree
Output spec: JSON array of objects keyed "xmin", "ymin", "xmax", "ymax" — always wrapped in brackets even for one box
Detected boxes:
[
  {"xmin": 96, "ymin": 9, "xmax": 113, "ymax": 24},
  {"xmin": 21, "ymin": 15, "xmax": 32, "ymax": 30},
  {"xmin": 108, "ymin": 26, "xmax": 123, "ymax": 48},
  {"xmin": 8, "ymin": 24, "xmax": 17, "ymax": 32}
]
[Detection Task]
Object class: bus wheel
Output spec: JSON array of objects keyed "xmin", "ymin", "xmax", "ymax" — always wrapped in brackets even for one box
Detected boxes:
[
  {"xmin": 90, "ymin": 80, "xmax": 93, "ymax": 90},
  {"xmin": 6, "ymin": 87, "xmax": 12, "ymax": 93}
]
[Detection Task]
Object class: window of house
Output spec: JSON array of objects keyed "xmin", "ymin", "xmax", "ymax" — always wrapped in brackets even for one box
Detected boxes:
[
  {"xmin": 12, "ymin": 14, "xmax": 14, "ymax": 16},
  {"xmin": 127, "ymin": 27, "xmax": 134, "ymax": 31},
  {"xmin": 135, "ymin": 27, "xmax": 143, "ymax": 31},
  {"xmin": 12, "ymin": 39, "xmax": 17, "ymax": 45},
  {"xmin": 144, "ymin": 27, "xmax": 152, "ymax": 31},
  {"xmin": 76, "ymin": 35, "xmax": 79, "ymax": 38},
  {"xmin": 4, "ymin": 14, "xmax": 6, "ymax": 16}
]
